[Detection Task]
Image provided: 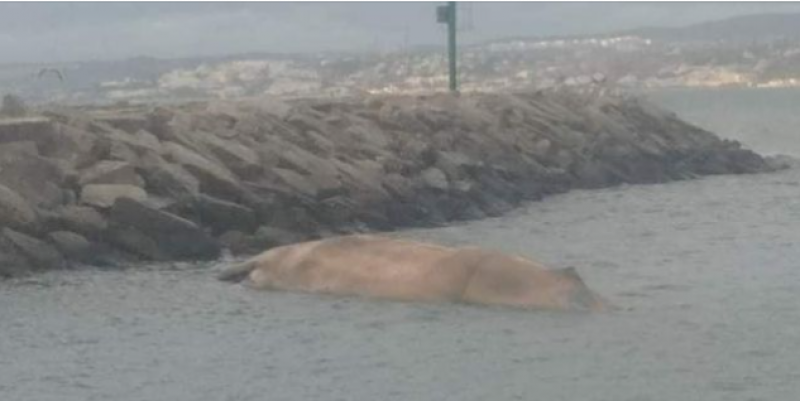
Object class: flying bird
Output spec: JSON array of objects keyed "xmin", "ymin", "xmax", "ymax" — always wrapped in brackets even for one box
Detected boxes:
[{"xmin": 37, "ymin": 68, "xmax": 64, "ymax": 83}]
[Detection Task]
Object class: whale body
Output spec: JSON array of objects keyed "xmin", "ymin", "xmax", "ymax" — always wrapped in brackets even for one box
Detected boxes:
[{"xmin": 218, "ymin": 235, "xmax": 606, "ymax": 311}]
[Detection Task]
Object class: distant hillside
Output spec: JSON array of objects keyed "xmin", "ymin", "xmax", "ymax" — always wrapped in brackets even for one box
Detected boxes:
[
  {"xmin": 479, "ymin": 12, "xmax": 800, "ymax": 47},
  {"xmin": 625, "ymin": 12, "xmax": 800, "ymax": 43},
  {"xmin": 7, "ymin": 11, "xmax": 800, "ymax": 104}
]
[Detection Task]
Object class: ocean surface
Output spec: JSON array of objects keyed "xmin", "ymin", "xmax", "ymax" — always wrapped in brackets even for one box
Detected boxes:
[
  {"xmin": 3, "ymin": 88, "xmax": 800, "ymax": 401},
  {"xmin": 647, "ymin": 87, "xmax": 800, "ymax": 157}
]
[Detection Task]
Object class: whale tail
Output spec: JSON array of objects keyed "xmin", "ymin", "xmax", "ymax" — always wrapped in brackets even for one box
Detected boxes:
[
  {"xmin": 217, "ymin": 259, "xmax": 257, "ymax": 283},
  {"xmin": 555, "ymin": 267, "xmax": 609, "ymax": 312}
]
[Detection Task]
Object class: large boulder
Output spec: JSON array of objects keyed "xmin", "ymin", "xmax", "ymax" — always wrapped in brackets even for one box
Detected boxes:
[
  {"xmin": 311, "ymin": 195, "xmax": 360, "ymax": 227},
  {"xmin": 107, "ymin": 139, "xmax": 139, "ymax": 164},
  {"xmin": 48, "ymin": 231, "xmax": 95, "ymax": 264},
  {"xmin": 0, "ymin": 140, "xmax": 38, "ymax": 158},
  {"xmin": 0, "ymin": 183, "xmax": 38, "ymax": 231},
  {"xmin": 79, "ymin": 160, "xmax": 145, "ymax": 187},
  {"xmin": 218, "ymin": 230, "xmax": 258, "ymax": 256},
  {"xmin": 78, "ymin": 134, "xmax": 141, "ymax": 166},
  {"xmin": 334, "ymin": 159, "xmax": 389, "ymax": 203},
  {"xmin": 0, "ymin": 151, "xmax": 69, "ymax": 209},
  {"xmin": 80, "ymin": 184, "xmax": 147, "ymax": 208},
  {"xmin": 189, "ymin": 194, "xmax": 257, "ymax": 234},
  {"xmin": 252, "ymin": 226, "xmax": 306, "ymax": 249},
  {"xmin": 100, "ymin": 128, "xmax": 163, "ymax": 157},
  {"xmin": 105, "ymin": 225, "xmax": 164, "ymax": 260},
  {"xmin": 271, "ymin": 168, "xmax": 322, "ymax": 199},
  {"xmin": 434, "ymin": 151, "xmax": 473, "ymax": 181},
  {"xmin": 419, "ymin": 167, "xmax": 450, "ymax": 191},
  {"xmin": 133, "ymin": 130, "xmax": 163, "ymax": 152},
  {"xmin": 96, "ymin": 114, "xmax": 150, "ymax": 135},
  {"xmin": 46, "ymin": 205, "xmax": 108, "ymax": 237},
  {"xmin": 39, "ymin": 123, "xmax": 97, "ymax": 166},
  {"xmin": 0, "ymin": 238, "xmax": 31, "ymax": 277},
  {"xmin": 571, "ymin": 159, "xmax": 622, "ymax": 189},
  {"xmin": 273, "ymin": 144, "xmax": 343, "ymax": 198},
  {"xmin": 163, "ymin": 141, "xmax": 243, "ymax": 201},
  {"xmin": 0, "ymin": 118, "xmax": 55, "ymax": 147},
  {"xmin": 108, "ymin": 197, "xmax": 220, "ymax": 260},
  {"xmin": 381, "ymin": 173, "xmax": 415, "ymax": 200},
  {"xmin": 2, "ymin": 228, "xmax": 64, "ymax": 270},
  {"xmin": 137, "ymin": 152, "xmax": 199, "ymax": 200},
  {"xmin": 193, "ymin": 130, "xmax": 261, "ymax": 177},
  {"xmin": 0, "ymin": 118, "xmax": 98, "ymax": 171}
]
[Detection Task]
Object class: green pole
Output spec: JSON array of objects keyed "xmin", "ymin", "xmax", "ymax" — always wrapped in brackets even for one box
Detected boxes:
[
  {"xmin": 447, "ymin": 1, "xmax": 458, "ymax": 93},
  {"xmin": 436, "ymin": 1, "xmax": 458, "ymax": 93}
]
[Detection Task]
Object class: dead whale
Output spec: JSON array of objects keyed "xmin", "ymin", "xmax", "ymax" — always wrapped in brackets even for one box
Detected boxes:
[{"xmin": 218, "ymin": 235, "xmax": 606, "ymax": 311}]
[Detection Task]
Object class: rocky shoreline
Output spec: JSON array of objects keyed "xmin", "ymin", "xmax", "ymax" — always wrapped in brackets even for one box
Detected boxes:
[{"xmin": 0, "ymin": 91, "xmax": 778, "ymax": 276}]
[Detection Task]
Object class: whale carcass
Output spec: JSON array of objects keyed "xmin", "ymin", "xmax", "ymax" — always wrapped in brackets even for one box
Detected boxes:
[{"xmin": 218, "ymin": 235, "xmax": 606, "ymax": 311}]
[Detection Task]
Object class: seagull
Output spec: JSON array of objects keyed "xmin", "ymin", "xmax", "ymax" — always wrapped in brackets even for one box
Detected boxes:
[{"xmin": 37, "ymin": 68, "xmax": 64, "ymax": 83}]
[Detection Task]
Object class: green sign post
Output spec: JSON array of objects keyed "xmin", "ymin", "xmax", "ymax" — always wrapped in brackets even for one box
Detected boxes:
[{"xmin": 437, "ymin": 2, "xmax": 458, "ymax": 93}]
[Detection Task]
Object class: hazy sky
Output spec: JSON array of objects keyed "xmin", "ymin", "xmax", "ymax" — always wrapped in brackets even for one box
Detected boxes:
[{"xmin": 3, "ymin": 2, "xmax": 800, "ymax": 64}]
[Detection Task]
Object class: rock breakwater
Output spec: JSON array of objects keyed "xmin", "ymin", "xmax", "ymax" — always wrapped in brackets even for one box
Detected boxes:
[{"xmin": 0, "ymin": 91, "xmax": 775, "ymax": 276}]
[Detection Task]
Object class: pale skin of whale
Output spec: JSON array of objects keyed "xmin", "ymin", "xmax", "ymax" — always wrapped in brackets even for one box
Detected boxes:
[{"xmin": 218, "ymin": 235, "xmax": 607, "ymax": 311}]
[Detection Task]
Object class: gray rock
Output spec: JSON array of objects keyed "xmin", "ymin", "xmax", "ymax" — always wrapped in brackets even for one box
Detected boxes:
[
  {"xmin": 435, "ymin": 151, "xmax": 471, "ymax": 180},
  {"xmin": 108, "ymin": 140, "xmax": 139, "ymax": 163},
  {"xmin": 274, "ymin": 144, "xmax": 343, "ymax": 197},
  {"xmin": 163, "ymin": 141, "xmax": 243, "ymax": 201},
  {"xmin": 109, "ymin": 197, "xmax": 220, "ymax": 260},
  {"xmin": 94, "ymin": 129, "xmax": 162, "ymax": 163},
  {"xmin": 195, "ymin": 130, "xmax": 261, "ymax": 176},
  {"xmin": 572, "ymin": 160, "xmax": 620, "ymax": 189},
  {"xmin": 0, "ymin": 140, "xmax": 38, "ymax": 158},
  {"xmin": 0, "ymin": 151, "xmax": 68, "ymax": 209},
  {"xmin": 106, "ymin": 225, "xmax": 164, "ymax": 260},
  {"xmin": 2, "ymin": 228, "xmax": 63, "ymax": 270},
  {"xmin": 334, "ymin": 159, "xmax": 389, "ymax": 203},
  {"xmin": 253, "ymin": 226, "xmax": 304, "ymax": 249},
  {"xmin": 553, "ymin": 149, "xmax": 575, "ymax": 169},
  {"xmin": 191, "ymin": 194, "xmax": 257, "ymax": 234},
  {"xmin": 133, "ymin": 129, "xmax": 162, "ymax": 153},
  {"xmin": 313, "ymin": 196, "xmax": 359, "ymax": 227},
  {"xmin": 471, "ymin": 190, "xmax": 514, "ymax": 218},
  {"xmin": 79, "ymin": 160, "xmax": 145, "ymax": 187},
  {"xmin": 48, "ymin": 126, "xmax": 100, "ymax": 168},
  {"xmin": 137, "ymin": 152, "xmax": 199, "ymax": 200},
  {"xmin": 49, "ymin": 205, "xmax": 108, "ymax": 237},
  {"xmin": 48, "ymin": 231, "xmax": 94, "ymax": 263},
  {"xmin": 81, "ymin": 184, "xmax": 147, "ymax": 208},
  {"xmin": 272, "ymin": 167, "xmax": 320, "ymax": 198},
  {"xmin": 0, "ymin": 238, "xmax": 32, "ymax": 277},
  {"xmin": 381, "ymin": 173, "xmax": 415, "ymax": 199},
  {"xmin": 96, "ymin": 114, "xmax": 150, "ymax": 134},
  {"xmin": 0, "ymin": 117, "xmax": 57, "ymax": 150},
  {"xmin": 265, "ymin": 205, "xmax": 322, "ymax": 236},
  {"xmin": 419, "ymin": 167, "xmax": 450, "ymax": 191},
  {"xmin": 248, "ymin": 96, "xmax": 292, "ymax": 119},
  {"xmin": 218, "ymin": 230, "xmax": 256, "ymax": 256},
  {"xmin": 533, "ymin": 138, "xmax": 552, "ymax": 157},
  {"xmin": 0, "ymin": 183, "xmax": 38, "ymax": 231}
]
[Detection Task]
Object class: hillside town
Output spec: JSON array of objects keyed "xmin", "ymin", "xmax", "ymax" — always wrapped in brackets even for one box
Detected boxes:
[{"xmin": 8, "ymin": 11, "xmax": 800, "ymax": 105}]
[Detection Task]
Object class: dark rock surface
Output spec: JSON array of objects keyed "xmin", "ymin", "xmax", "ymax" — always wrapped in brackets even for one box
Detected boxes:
[{"xmin": 108, "ymin": 197, "xmax": 220, "ymax": 260}]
